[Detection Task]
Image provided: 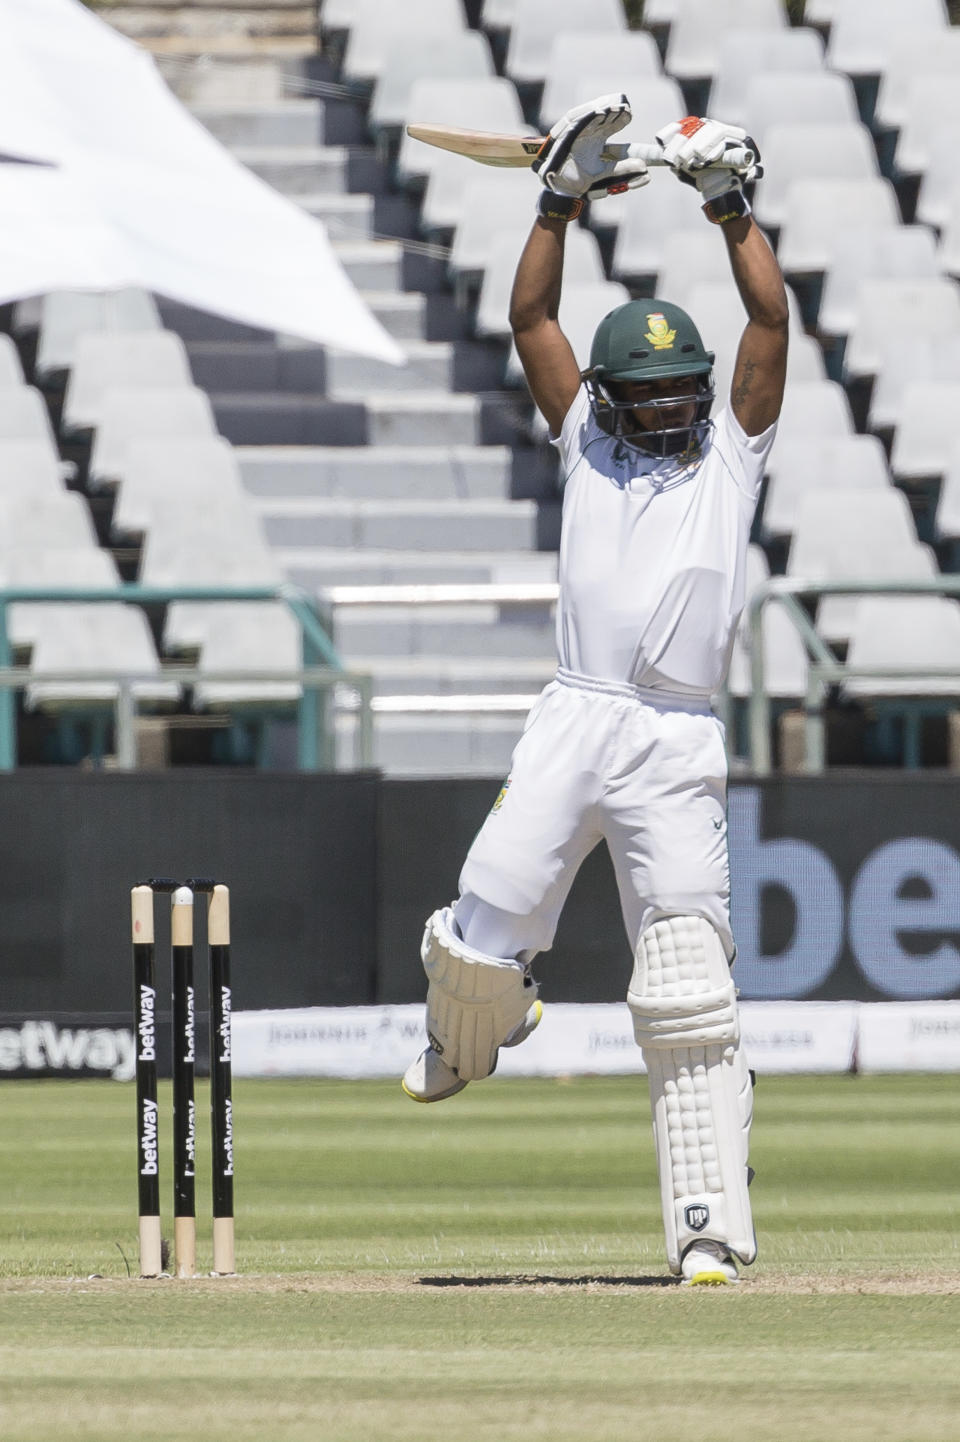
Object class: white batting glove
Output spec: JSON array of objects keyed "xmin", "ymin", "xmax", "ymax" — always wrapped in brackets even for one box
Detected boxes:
[
  {"xmin": 656, "ymin": 115, "xmax": 762, "ymax": 224},
  {"xmin": 533, "ymin": 93, "xmax": 650, "ymax": 201}
]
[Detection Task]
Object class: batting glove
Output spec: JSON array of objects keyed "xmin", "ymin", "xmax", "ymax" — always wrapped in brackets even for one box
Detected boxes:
[
  {"xmin": 656, "ymin": 115, "xmax": 762, "ymax": 225},
  {"xmin": 533, "ymin": 93, "xmax": 650, "ymax": 206}
]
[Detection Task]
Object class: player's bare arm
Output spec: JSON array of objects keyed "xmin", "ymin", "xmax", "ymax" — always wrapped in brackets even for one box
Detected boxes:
[
  {"xmin": 722, "ymin": 215, "xmax": 789, "ymax": 436},
  {"xmin": 510, "ymin": 216, "xmax": 580, "ymax": 438},
  {"xmin": 511, "ymin": 95, "xmax": 650, "ymax": 437},
  {"xmin": 656, "ymin": 115, "xmax": 788, "ymax": 435}
]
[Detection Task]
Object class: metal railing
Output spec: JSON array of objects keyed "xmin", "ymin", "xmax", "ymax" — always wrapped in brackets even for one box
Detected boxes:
[
  {"xmin": 746, "ymin": 576, "xmax": 960, "ymax": 775},
  {"xmin": 0, "ymin": 583, "xmax": 375, "ymax": 771}
]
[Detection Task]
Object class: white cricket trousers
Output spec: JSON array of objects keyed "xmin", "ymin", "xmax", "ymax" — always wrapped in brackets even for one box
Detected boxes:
[{"xmin": 456, "ymin": 668, "xmax": 733, "ymax": 964}]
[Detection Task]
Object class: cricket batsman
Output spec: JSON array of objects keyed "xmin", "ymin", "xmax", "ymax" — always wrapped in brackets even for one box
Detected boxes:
[{"xmin": 402, "ymin": 96, "xmax": 789, "ymax": 1286}]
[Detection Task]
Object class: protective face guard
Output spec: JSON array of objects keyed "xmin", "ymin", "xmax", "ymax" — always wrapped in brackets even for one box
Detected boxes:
[{"xmin": 583, "ymin": 371, "xmax": 716, "ymax": 459}]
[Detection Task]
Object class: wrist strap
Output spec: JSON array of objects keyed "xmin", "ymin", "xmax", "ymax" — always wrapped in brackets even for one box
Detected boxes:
[
  {"xmin": 702, "ymin": 188, "xmax": 751, "ymax": 226},
  {"xmin": 537, "ymin": 190, "xmax": 583, "ymax": 222}
]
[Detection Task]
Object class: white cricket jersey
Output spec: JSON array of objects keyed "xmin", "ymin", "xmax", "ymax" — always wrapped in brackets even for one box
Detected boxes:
[{"xmin": 552, "ymin": 387, "xmax": 777, "ymax": 697}]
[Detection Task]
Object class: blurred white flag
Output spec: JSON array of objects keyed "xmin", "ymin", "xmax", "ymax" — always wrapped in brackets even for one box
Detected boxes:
[{"xmin": 0, "ymin": 0, "xmax": 403, "ymax": 362}]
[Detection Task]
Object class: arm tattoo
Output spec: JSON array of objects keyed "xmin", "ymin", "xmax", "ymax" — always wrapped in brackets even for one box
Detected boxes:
[{"xmin": 733, "ymin": 359, "xmax": 757, "ymax": 409}]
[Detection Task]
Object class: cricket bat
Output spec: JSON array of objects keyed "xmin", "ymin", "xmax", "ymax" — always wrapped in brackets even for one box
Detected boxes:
[{"xmin": 404, "ymin": 124, "xmax": 755, "ymax": 172}]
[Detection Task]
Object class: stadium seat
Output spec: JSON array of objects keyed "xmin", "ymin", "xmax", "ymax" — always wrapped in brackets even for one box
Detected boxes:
[
  {"xmin": 760, "ymin": 434, "xmax": 891, "ymax": 542},
  {"xmin": 842, "ymin": 279, "xmax": 960, "ymax": 383},
  {"xmin": 739, "ymin": 72, "xmax": 860, "ymax": 148},
  {"xmin": 0, "ymin": 547, "xmax": 122, "ymax": 655},
  {"xmin": 665, "ymin": 0, "xmax": 785, "ymax": 91},
  {"xmin": 0, "ymin": 491, "xmax": 98, "ymax": 551},
  {"xmin": 752, "ymin": 123, "xmax": 880, "ymax": 231},
  {"xmin": 447, "ymin": 173, "xmax": 535, "ymax": 288},
  {"xmin": 938, "ymin": 190, "xmax": 960, "ymax": 279},
  {"xmin": 475, "ymin": 225, "xmax": 604, "ymax": 339},
  {"xmin": 868, "ymin": 336, "xmax": 960, "ymax": 435},
  {"xmin": 914, "ymin": 127, "xmax": 960, "ymax": 232},
  {"xmin": 0, "ymin": 440, "xmax": 68, "ymax": 499},
  {"xmin": 110, "ymin": 435, "xmax": 248, "ymax": 542},
  {"xmin": 0, "ymin": 386, "xmax": 61, "ymax": 449},
  {"xmin": 817, "ymin": 226, "xmax": 940, "ymax": 339},
  {"xmin": 506, "ymin": 0, "xmax": 626, "ymax": 85},
  {"xmin": 788, "ymin": 487, "xmax": 936, "ymax": 645},
  {"xmin": 873, "ymin": 29, "xmax": 960, "ymax": 136},
  {"xmin": 87, "ymin": 386, "xmax": 219, "ymax": 491},
  {"xmin": 193, "ymin": 602, "xmax": 302, "ymax": 709},
  {"xmin": 25, "ymin": 604, "xmax": 179, "ymax": 712},
  {"xmin": 0, "ymin": 335, "xmax": 24, "ymax": 388},
  {"xmin": 842, "ymin": 596, "xmax": 960, "ymax": 770},
  {"xmin": 826, "ymin": 0, "xmax": 948, "ymax": 85},
  {"xmin": 61, "ymin": 331, "xmax": 194, "ymax": 436},
  {"xmin": 538, "ymin": 31, "xmax": 662, "ymax": 132},
  {"xmin": 776, "ymin": 178, "xmax": 901, "ymax": 277},
  {"xmin": 707, "ymin": 28, "xmax": 826, "ymax": 126},
  {"xmin": 395, "ymin": 78, "xmax": 529, "ymax": 186},
  {"xmin": 893, "ymin": 77, "xmax": 960, "ymax": 179},
  {"xmin": 933, "ymin": 443, "xmax": 960, "ymax": 550},
  {"xmin": 342, "ymin": 0, "xmax": 467, "ymax": 84},
  {"xmin": 369, "ymin": 31, "xmax": 494, "ymax": 134},
  {"xmin": 610, "ymin": 170, "xmax": 706, "ymax": 283},
  {"xmin": 35, "ymin": 288, "xmax": 161, "ymax": 381},
  {"xmin": 890, "ymin": 382, "xmax": 960, "ymax": 484}
]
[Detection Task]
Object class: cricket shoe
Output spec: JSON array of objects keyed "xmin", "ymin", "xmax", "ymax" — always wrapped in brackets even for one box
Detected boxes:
[
  {"xmin": 680, "ymin": 1240, "xmax": 740, "ymax": 1286},
  {"xmin": 401, "ymin": 1001, "xmax": 543, "ymax": 1103}
]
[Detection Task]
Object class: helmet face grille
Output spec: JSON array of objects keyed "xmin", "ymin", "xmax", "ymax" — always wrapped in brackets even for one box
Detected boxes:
[
  {"xmin": 584, "ymin": 372, "xmax": 716, "ymax": 459},
  {"xmin": 585, "ymin": 299, "xmax": 717, "ymax": 457}
]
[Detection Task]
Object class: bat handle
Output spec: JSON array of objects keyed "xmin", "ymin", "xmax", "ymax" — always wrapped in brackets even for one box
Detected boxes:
[{"xmin": 625, "ymin": 141, "xmax": 756, "ymax": 170}]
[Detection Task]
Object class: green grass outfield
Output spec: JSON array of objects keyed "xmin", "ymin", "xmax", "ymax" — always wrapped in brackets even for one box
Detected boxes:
[{"xmin": 1, "ymin": 1074, "xmax": 958, "ymax": 1442}]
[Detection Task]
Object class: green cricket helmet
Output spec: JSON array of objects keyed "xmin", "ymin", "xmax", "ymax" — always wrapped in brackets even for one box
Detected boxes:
[{"xmin": 582, "ymin": 299, "xmax": 716, "ymax": 459}]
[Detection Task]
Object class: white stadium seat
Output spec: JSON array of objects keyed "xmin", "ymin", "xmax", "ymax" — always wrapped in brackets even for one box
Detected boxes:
[
  {"xmin": 873, "ymin": 30, "xmax": 960, "ymax": 135},
  {"xmin": 476, "ymin": 225, "xmax": 605, "ymax": 339},
  {"xmin": 708, "ymin": 28, "xmax": 825, "ymax": 127},
  {"xmin": 761, "ymin": 435, "xmax": 891, "ymax": 542},
  {"xmin": 370, "ymin": 31, "xmax": 495, "ymax": 132},
  {"xmin": 665, "ymin": 0, "xmax": 785, "ymax": 87},
  {"xmin": 396, "ymin": 78, "xmax": 529, "ymax": 185},
  {"xmin": 826, "ymin": 0, "xmax": 948, "ymax": 82},
  {"xmin": 842, "ymin": 278, "xmax": 960, "ymax": 382},
  {"xmin": 739, "ymin": 72, "xmax": 859, "ymax": 148},
  {"xmin": 776, "ymin": 178, "xmax": 901, "ymax": 276},
  {"xmin": 890, "ymin": 382, "xmax": 960, "ymax": 483},
  {"xmin": 61, "ymin": 331, "xmax": 193, "ymax": 436},
  {"xmin": 505, "ymin": 0, "xmax": 626, "ymax": 85},
  {"xmin": 752, "ymin": 122, "xmax": 879, "ymax": 231},
  {"xmin": 342, "ymin": 0, "xmax": 467, "ymax": 83},
  {"xmin": 818, "ymin": 226, "xmax": 940, "ymax": 338},
  {"xmin": 538, "ymin": 31, "xmax": 662, "ymax": 132}
]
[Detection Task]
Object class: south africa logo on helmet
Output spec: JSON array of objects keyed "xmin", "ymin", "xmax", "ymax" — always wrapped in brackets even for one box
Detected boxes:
[{"xmin": 588, "ymin": 298, "xmax": 715, "ymax": 383}]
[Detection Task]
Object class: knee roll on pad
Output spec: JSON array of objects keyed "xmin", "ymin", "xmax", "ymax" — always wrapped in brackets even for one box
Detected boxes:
[
  {"xmin": 627, "ymin": 915, "xmax": 756, "ymax": 1273},
  {"xmin": 421, "ymin": 907, "xmax": 538, "ymax": 1082}
]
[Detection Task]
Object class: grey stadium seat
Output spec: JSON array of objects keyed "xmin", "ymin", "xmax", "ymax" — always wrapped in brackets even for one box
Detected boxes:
[
  {"xmin": 707, "ymin": 28, "xmax": 826, "ymax": 127},
  {"xmin": 752, "ymin": 123, "xmax": 880, "ymax": 231},
  {"xmin": 61, "ymin": 331, "xmax": 193, "ymax": 436},
  {"xmin": 538, "ymin": 31, "xmax": 662, "ymax": 132},
  {"xmin": 505, "ymin": 0, "xmax": 626, "ymax": 86},
  {"xmin": 665, "ymin": 0, "xmax": 785, "ymax": 89},
  {"xmin": 110, "ymin": 435, "xmax": 246, "ymax": 542},
  {"xmin": 35, "ymin": 288, "xmax": 161, "ymax": 381},
  {"xmin": 87, "ymin": 386, "xmax": 219, "ymax": 491},
  {"xmin": 760, "ymin": 435, "xmax": 891, "ymax": 543}
]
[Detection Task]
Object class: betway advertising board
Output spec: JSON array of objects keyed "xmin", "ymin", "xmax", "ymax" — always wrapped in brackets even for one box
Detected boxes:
[{"xmin": 728, "ymin": 779, "xmax": 960, "ymax": 1001}]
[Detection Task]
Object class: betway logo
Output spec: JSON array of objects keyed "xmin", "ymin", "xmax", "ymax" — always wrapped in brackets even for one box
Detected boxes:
[
  {"xmin": 141, "ymin": 1098, "xmax": 159, "ymax": 1175},
  {"xmin": 0, "ymin": 1020, "xmax": 135, "ymax": 1080},
  {"xmin": 139, "ymin": 985, "xmax": 156, "ymax": 1062},
  {"xmin": 217, "ymin": 987, "xmax": 232, "ymax": 1064}
]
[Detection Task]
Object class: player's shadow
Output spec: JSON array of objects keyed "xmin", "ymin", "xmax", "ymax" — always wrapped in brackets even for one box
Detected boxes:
[{"xmin": 418, "ymin": 1274, "xmax": 677, "ymax": 1289}]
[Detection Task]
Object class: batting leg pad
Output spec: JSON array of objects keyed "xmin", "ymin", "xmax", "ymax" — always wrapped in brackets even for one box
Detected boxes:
[
  {"xmin": 422, "ymin": 908, "xmax": 539, "ymax": 1082},
  {"xmin": 627, "ymin": 915, "xmax": 756, "ymax": 1274}
]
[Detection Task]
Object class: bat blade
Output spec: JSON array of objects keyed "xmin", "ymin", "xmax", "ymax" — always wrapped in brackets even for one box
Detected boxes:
[{"xmin": 405, "ymin": 123, "xmax": 546, "ymax": 168}]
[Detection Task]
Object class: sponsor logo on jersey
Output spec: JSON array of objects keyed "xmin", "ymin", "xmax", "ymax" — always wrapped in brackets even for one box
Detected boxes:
[
  {"xmin": 685, "ymin": 1203, "xmax": 710, "ymax": 1232},
  {"xmin": 491, "ymin": 777, "xmax": 511, "ymax": 814},
  {"xmin": 644, "ymin": 313, "xmax": 676, "ymax": 349}
]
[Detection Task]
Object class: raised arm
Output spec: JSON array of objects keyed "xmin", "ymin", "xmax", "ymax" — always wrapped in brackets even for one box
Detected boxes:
[
  {"xmin": 510, "ymin": 214, "xmax": 581, "ymax": 438},
  {"xmin": 722, "ymin": 214, "xmax": 789, "ymax": 435},
  {"xmin": 511, "ymin": 94, "xmax": 650, "ymax": 437},
  {"xmin": 656, "ymin": 116, "xmax": 789, "ymax": 435}
]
